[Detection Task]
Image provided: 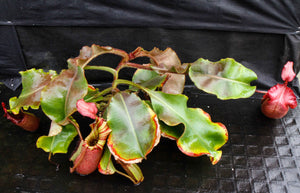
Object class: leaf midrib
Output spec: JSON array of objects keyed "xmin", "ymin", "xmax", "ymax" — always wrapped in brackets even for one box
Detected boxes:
[
  {"xmin": 64, "ymin": 68, "xmax": 79, "ymax": 118},
  {"xmin": 197, "ymin": 74, "xmax": 250, "ymax": 86},
  {"xmin": 119, "ymin": 93, "xmax": 145, "ymax": 157}
]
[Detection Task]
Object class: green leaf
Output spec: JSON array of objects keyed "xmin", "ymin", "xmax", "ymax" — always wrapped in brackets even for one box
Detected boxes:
[
  {"xmin": 9, "ymin": 69, "xmax": 56, "ymax": 114},
  {"xmin": 131, "ymin": 69, "xmax": 167, "ymax": 91},
  {"xmin": 107, "ymin": 92, "xmax": 160, "ymax": 163},
  {"xmin": 98, "ymin": 145, "xmax": 117, "ymax": 175},
  {"xmin": 36, "ymin": 123, "xmax": 78, "ymax": 154},
  {"xmin": 40, "ymin": 66, "xmax": 88, "ymax": 124},
  {"xmin": 147, "ymin": 90, "xmax": 228, "ymax": 164},
  {"xmin": 160, "ymin": 121, "xmax": 184, "ymax": 140},
  {"xmin": 189, "ymin": 58, "xmax": 257, "ymax": 99}
]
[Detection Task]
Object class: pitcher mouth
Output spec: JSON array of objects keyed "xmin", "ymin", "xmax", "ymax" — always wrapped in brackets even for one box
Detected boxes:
[
  {"xmin": 2, "ymin": 102, "xmax": 40, "ymax": 132},
  {"xmin": 2, "ymin": 102, "xmax": 24, "ymax": 124},
  {"xmin": 84, "ymin": 128, "xmax": 101, "ymax": 149}
]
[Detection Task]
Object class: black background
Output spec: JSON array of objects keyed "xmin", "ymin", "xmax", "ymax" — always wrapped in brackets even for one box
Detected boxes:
[{"xmin": 0, "ymin": 0, "xmax": 299, "ymax": 93}]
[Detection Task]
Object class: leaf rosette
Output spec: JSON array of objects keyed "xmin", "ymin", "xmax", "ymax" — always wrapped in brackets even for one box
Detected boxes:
[{"xmin": 2, "ymin": 44, "xmax": 261, "ymax": 184}]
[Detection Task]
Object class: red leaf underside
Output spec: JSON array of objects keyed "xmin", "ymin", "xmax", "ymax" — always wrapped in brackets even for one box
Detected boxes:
[{"xmin": 281, "ymin": 61, "xmax": 296, "ymax": 82}]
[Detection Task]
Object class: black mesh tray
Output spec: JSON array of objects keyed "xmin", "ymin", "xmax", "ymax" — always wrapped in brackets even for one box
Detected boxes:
[{"xmin": 1, "ymin": 85, "xmax": 300, "ymax": 193}]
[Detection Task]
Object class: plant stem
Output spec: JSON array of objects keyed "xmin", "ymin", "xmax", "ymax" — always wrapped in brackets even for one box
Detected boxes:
[
  {"xmin": 118, "ymin": 62, "xmax": 152, "ymax": 71},
  {"xmin": 86, "ymin": 87, "xmax": 114, "ymax": 103},
  {"xmin": 115, "ymin": 170, "xmax": 138, "ymax": 185},
  {"xmin": 84, "ymin": 65, "xmax": 117, "ymax": 77},
  {"xmin": 48, "ymin": 153, "xmax": 60, "ymax": 171},
  {"xmin": 255, "ymin": 90, "xmax": 268, "ymax": 94},
  {"xmin": 68, "ymin": 117, "xmax": 83, "ymax": 141},
  {"xmin": 114, "ymin": 79, "xmax": 148, "ymax": 93},
  {"xmin": 121, "ymin": 62, "xmax": 187, "ymax": 75}
]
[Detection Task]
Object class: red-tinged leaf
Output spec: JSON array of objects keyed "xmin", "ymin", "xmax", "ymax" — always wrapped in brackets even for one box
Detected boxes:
[
  {"xmin": 129, "ymin": 47, "xmax": 187, "ymax": 94},
  {"xmin": 281, "ymin": 61, "xmax": 296, "ymax": 82},
  {"xmin": 161, "ymin": 73, "xmax": 185, "ymax": 94},
  {"xmin": 9, "ymin": 69, "xmax": 57, "ymax": 114},
  {"xmin": 107, "ymin": 92, "xmax": 160, "ymax": 164},
  {"xmin": 130, "ymin": 47, "xmax": 181, "ymax": 71},
  {"xmin": 145, "ymin": 89, "xmax": 228, "ymax": 164},
  {"xmin": 261, "ymin": 83, "xmax": 297, "ymax": 119},
  {"xmin": 148, "ymin": 47, "xmax": 182, "ymax": 71},
  {"xmin": 68, "ymin": 44, "xmax": 129, "ymax": 68},
  {"xmin": 40, "ymin": 66, "xmax": 88, "ymax": 124},
  {"xmin": 189, "ymin": 58, "xmax": 257, "ymax": 99},
  {"xmin": 131, "ymin": 69, "xmax": 167, "ymax": 91},
  {"xmin": 146, "ymin": 48, "xmax": 186, "ymax": 94}
]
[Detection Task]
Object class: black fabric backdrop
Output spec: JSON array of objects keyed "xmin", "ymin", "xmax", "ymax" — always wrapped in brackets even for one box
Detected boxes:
[{"xmin": 0, "ymin": 0, "xmax": 299, "ymax": 94}]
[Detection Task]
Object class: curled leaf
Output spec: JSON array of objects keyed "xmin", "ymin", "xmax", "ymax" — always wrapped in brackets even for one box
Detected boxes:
[
  {"xmin": 161, "ymin": 73, "xmax": 185, "ymax": 94},
  {"xmin": 68, "ymin": 44, "xmax": 129, "ymax": 68},
  {"xmin": 281, "ymin": 61, "xmax": 296, "ymax": 82},
  {"xmin": 9, "ymin": 69, "xmax": 56, "ymax": 114},
  {"xmin": 36, "ymin": 124, "xmax": 78, "ymax": 154},
  {"xmin": 261, "ymin": 83, "xmax": 297, "ymax": 119},
  {"xmin": 146, "ymin": 90, "xmax": 228, "ymax": 164},
  {"xmin": 130, "ymin": 47, "xmax": 182, "ymax": 71},
  {"xmin": 130, "ymin": 47, "xmax": 186, "ymax": 94}
]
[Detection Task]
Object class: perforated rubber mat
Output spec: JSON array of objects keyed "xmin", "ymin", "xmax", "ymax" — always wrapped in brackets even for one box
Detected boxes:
[{"xmin": 1, "ymin": 85, "xmax": 300, "ymax": 193}]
